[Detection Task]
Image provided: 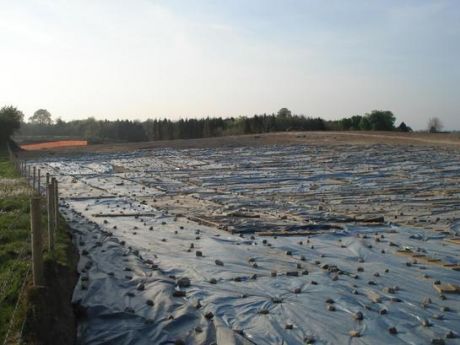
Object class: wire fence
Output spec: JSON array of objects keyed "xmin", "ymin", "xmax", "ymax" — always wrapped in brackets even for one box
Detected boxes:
[
  {"xmin": 1, "ymin": 142, "xmax": 60, "ymax": 345},
  {"xmin": 2, "ymin": 266, "xmax": 31, "ymax": 345}
]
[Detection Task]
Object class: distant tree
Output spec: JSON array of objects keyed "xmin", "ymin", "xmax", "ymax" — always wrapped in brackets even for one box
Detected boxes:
[
  {"xmin": 349, "ymin": 115, "xmax": 363, "ymax": 130},
  {"xmin": 0, "ymin": 106, "xmax": 23, "ymax": 143},
  {"xmin": 55, "ymin": 117, "xmax": 65, "ymax": 126},
  {"xmin": 29, "ymin": 109, "xmax": 52, "ymax": 125},
  {"xmin": 397, "ymin": 122, "xmax": 412, "ymax": 132},
  {"xmin": 83, "ymin": 117, "xmax": 100, "ymax": 139},
  {"xmin": 427, "ymin": 117, "xmax": 443, "ymax": 133},
  {"xmin": 359, "ymin": 116, "xmax": 372, "ymax": 130},
  {"xmin": 366, "ymin": 110, "xmax": 395, "ymax": 131},
  {"xmin": 277, "ymin": 108, "xmax": 292, "ymax": 118},
  {"xmin": 16, "ymin": 109, "xmax": 413, "ymax": 142},
  {"xmin": 339, "ymin": 118, "xmax": 352, "ymax": 130}
]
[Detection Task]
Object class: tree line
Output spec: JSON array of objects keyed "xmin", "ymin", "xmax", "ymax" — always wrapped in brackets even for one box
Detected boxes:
[{"xmin": 1, "ymin": 106, "xmax": 415, "ymax": 144}]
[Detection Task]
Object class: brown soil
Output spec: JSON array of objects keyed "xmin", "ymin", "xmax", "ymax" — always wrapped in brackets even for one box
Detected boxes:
[
  {"xmin": 21, "ymin": 141, "xmax": 88, "ymax": 151},
  {"xmin": 19, "ymin": 132, "xmax": 460, "ymax": 158}
]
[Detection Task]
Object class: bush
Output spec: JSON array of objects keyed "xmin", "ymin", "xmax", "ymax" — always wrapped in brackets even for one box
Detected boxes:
[{"xmin": 0, "ymin": 106, "xmax": 23, "ymax": 143}]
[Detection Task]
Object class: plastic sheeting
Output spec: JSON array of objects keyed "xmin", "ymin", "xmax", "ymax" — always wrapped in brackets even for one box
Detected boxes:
[
  {"xmin": 62, "ymin": 201, "xmax": 460, "ymax": 345},
  {"xmin": 30, "ymin": 144, "xmax": 460, "ymax": 344}
]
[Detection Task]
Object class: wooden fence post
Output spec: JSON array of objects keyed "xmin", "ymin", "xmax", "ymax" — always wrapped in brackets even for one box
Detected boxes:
[
  {"xmin": 45, "ymin": 173, "xmax": 50, "ymax": 197},
  {"xmin": 7, "ymin": 141, "xmax": 14, "ymax": 161},
  {"xmin": 53, "ymin": 178, "xmax": 59, "ymax": 229},
  {"xmin": 32, "ymin": 166, "xmax": 36, "ymax": 191},
  {"xmin": 37, "ymin": 168, "xmax": 41, "ymax": 195},
  {"xmin": 31, "ymin": 196, "xmax": 44, "ymax": 286},
  {"xmin": 47, "ymin": 182, "xmax": 55, "ymax": 252}
]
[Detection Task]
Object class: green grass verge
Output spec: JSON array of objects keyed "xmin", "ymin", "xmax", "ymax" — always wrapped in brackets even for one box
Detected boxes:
[
  {"xmin": 0, "ymin": 151, "xmax": 18, "ymax": 178},
  {"xmin": 0, "ymin": 145, "xmax": 31, "ymax": 343},
  {"xmin": 0, "ymin": 144, "xmax": 76, "ymax": 344}
]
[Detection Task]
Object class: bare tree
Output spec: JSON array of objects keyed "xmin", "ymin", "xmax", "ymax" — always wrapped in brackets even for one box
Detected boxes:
[{"xmin": 427, "ymin": 117, "xmax": 443, "ymax": 133}]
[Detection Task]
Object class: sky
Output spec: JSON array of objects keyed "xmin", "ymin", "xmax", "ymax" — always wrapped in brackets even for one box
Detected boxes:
[{"xmin": 0, "ymin": 0, "xmax": 459, "ymax": 130}]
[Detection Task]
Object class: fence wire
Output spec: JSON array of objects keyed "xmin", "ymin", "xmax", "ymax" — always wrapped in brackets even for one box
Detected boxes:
[{"xmin": 1, "ymin": 152, "xmax": 45, "ymax": 345}]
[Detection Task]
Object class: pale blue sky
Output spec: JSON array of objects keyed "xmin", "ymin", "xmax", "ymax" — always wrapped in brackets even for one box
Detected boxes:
[{"xmin": 0, "ymin": 0, "xmax": 459, "ymax": 129}]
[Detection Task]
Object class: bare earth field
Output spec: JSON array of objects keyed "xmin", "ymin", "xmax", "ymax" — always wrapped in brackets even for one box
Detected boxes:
[
  {"xmin": 20, "ymin": 140, "xmax": 88, "ymax": 151},
  {"xmin": 23, "ymin": 132, "xmax": 460, "ymax": 344},
  {"xmin": 19, "ymin": 131, "xmax": 460, "ymax": 157}
]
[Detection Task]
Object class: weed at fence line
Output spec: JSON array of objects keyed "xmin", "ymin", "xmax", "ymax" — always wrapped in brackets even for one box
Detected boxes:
[{"xmin": 0, "ymin": 147, "xmax": 32, "ymax": 343}]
